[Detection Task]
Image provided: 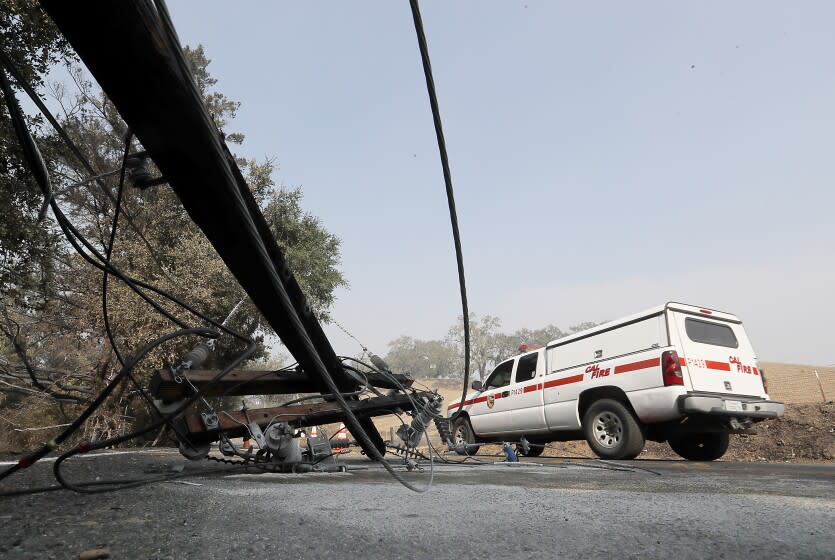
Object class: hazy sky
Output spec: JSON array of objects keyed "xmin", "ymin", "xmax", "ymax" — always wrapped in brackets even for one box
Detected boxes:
[{"xmin": 164, "ymin": 1, "xmax": 835, "ymax": 365}]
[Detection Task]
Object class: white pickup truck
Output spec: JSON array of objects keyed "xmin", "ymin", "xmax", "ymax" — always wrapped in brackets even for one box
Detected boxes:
[{"xmin": 448, "ymin": 302, "xmax": 784, "ymax": 460}]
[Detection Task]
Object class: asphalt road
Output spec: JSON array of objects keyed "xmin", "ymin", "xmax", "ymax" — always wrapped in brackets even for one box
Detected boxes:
[{"xmin": 1, "ymin": 450, "xmax": 833, "ymax": 559}]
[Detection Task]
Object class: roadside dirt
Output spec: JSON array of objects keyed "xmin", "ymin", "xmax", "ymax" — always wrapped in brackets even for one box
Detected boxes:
[{"xmin": 709, "ymin": 401, "xmax": 835, "ymax": 462}]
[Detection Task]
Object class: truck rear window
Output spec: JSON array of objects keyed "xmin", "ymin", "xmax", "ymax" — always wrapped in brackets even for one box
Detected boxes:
[{"xmin": 684, "ymin": 318, "xmax": 738, "ymax": 348}]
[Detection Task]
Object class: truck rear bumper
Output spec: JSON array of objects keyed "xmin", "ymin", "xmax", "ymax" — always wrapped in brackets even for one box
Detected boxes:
[{"xmin": 678, "ymin": 394, "xmax": 785, "ymax": 419}]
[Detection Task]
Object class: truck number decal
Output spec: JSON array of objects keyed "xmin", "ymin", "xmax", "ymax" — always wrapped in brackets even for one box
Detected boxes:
[{"xmin": 686, "ymin": 357, "xmax": 707, "ymax": 369}]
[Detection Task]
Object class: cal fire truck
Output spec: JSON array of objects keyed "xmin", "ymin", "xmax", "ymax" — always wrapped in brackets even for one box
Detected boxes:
[{"xmin": 448, "ymin": 303, "xmax": 784, "ymax": 461}]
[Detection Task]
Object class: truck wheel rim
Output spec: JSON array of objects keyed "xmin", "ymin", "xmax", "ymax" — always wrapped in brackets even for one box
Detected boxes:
[
  {"xmin": 592, "ymin": 411, "xmax": 623, "ymax": 449},
  {"xmin": 454, "ymin": 426, "xmax": 466, "ymax": 445}
]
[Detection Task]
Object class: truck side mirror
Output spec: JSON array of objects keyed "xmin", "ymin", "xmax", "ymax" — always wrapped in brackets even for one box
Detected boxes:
[{"xmin": 471, "ymin": 380, "xmax": 483, "ymax": 391}]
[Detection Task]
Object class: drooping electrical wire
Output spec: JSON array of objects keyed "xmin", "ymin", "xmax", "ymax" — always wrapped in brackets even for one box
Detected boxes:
[
  {"xmin": 1, "ymin": 57, "xmax": 251, "ymax": 343},
  {"xmin": 408, "ymin": 0, "xmax": 472, "ymax": 419},
  {"xmin": 0, "ymin": 327, "xmax": 217, "ymax": 482},
  {"xmin": 52, "ymin": 336, "xmax": 257, "ymax": 493},
  {"xmin": 0, "ymin": 55, "xmax": 256, "ymax": 487},
  {"xmin": 102, "ymin": 133, "xmax": 134, "ymax": 367},
  {"xmin": 0, "ymin": 58, "xmax": 209, "ymax": 337}
]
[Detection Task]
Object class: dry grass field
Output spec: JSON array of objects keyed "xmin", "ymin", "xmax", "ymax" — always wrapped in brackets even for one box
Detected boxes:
[{"xmin": 760, "ymin": 361, "xmax": 834, "ymax": 404}]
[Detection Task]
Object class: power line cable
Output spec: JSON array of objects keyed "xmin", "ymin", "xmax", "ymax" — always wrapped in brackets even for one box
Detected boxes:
[
  {"xmin": 1, "ymin": 60, "xmax": 257, "ymax": 489},
  {"xmin": 0, "ymin": 327, "xmax": 217, "ymax": 482},
  {"xmin": 0, "ymin": 52, "xmax": 232, "ymax": 338},
  {"xmin": 408, "ymin": 0, "xmax": 472, "ymax": 420},
  {"xmin": 102, "ymin": 133, "xmax": 134, "ymax": 366},
  {"xmin": 53, "ymin": 338, "xmax": 256, "ymax": 493},
  {"xmin": 332, "ymin": 319, "xmax": 368, "ymax": 353},
  {"xmin": 0, "ymin": 461, "xmax": 247, "ymax": 499}
]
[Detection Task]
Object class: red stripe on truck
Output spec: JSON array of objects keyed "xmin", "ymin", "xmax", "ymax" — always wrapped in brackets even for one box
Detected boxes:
[
  {"xmin": 448, "ymin": 400, "xmax": 468, "ymax": 411},
  {"xmin": 544, "ymin": 374, "xmax": 584, "ymax": 388},
  {"xmin": 614, "ymin": 357, "xmax": 660, "ymax": 374},
  {"xmin": 447, "ymin": 394, "xmax": 488, "ymax": 411},
  {"xmin": 705, "ymin": 360, "xmax": 731, "ymax": 371}
]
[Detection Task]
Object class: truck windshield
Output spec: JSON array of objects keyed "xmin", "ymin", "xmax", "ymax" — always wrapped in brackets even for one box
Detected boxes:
[{"xmin": 684, "ymin": 318, "xmax": 738, "ymax": 348}]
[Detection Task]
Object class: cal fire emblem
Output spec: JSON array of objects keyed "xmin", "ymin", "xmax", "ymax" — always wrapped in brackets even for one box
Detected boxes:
[{"xmin": 486, "ymin": 394, "xmax": 495, "ymax": 409}]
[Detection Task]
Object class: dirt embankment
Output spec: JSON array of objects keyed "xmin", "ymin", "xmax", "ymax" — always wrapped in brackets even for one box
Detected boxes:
[
  {"xmin": 618, "ymin": 401, "xmax": 833, "ymax": 462},
  {"xmin": 711, "ymin": 402, "xmax": 834, "ymax": 462}
]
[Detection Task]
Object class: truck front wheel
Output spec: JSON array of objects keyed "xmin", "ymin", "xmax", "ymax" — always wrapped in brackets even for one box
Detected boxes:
[
  {"xmin": 668, "ymin": 431, "xmax": 729, "ymax": 461},
  {"xmin": 582, "ymin": 399, "xmax": 645, "ymax": 460},
  {"xmin": 452, "ymin": 417, "xmax": 480, "ymax": 456}
]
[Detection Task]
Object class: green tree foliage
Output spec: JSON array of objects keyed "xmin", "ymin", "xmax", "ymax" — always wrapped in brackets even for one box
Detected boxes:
[
  {"xmin": 0, "ymin": 1, "xmax": 71, "ymax": 86},
  {"xmin": 447, "ymin": 314, "xmax": 505, "ymax": 381},
  {"xmin": 0, "ymin": 1, "xmax": 72, "ymax": 311},
  {"xmin": 0, "ymin": 3, "xmax": 91, "ymax": 440},
  {"xmin": 262, "ymin": 186, "xmax": 347, "ymax": 321},
  {"xmin": 493, "ymin": 324, "xmax": 566, "ymax": 362},
  {"xmin": 384, "ymin": 336, "xmax": 459, "ymax": 378},
  {"xmin": 182, "ymin": 45, "xmax": 243, "ymax": 145}
]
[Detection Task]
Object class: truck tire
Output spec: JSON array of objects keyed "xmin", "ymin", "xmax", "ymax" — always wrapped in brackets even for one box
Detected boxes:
[
  {"xmin": 582, "ymin": 399, "xmax": 645, "ymax": 460},
  {"xmin": 668, "ymin": 431, "xmax": 729, "ymax": 461},
  {"xmin": 452, "ymin": 417, "xmax": 480, "ymax": 456}
]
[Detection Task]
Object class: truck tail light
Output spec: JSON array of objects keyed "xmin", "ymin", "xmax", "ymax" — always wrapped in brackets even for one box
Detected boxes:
[
  {"xmin": 662, "ymin": 350, "xmax": 683, "ymax": 386},
  {"xmin": 760, "ymin": 367, "xmax": 768, "ymax": 394}
]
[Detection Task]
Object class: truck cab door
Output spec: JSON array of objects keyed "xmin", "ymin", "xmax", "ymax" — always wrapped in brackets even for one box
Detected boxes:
[
  {"xmin": 508, "ymin": 350, "xmax": 547, "ymax": 433},
  {"xmin": 469, "ymin": 359, "xmax": 515, "ymax": 436}
]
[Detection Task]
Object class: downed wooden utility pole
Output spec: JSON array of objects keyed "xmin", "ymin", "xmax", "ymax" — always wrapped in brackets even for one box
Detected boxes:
[
  {"xmin": 150, "ymin": 368, "xmax": 413, "ymax": 401},
  {"xmin": 175, "ymin": 392, "xmax": 431, "ymax": 445}
]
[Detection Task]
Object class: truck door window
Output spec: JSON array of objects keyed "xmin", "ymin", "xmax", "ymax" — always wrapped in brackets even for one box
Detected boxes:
[
  {"xmin": 684, "ymin": 318, "xmax": 739, "ymax": 348},
  {"xmin": 515, "ymin": 353, "xmax": 537, "ymax": 383},
  {"xmin": 484, "ymin": 360, "xmax": 514, "ymax": 390}
]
